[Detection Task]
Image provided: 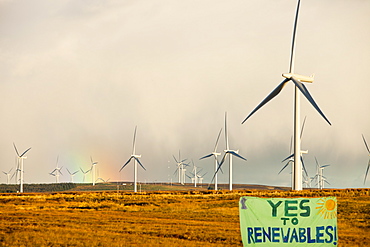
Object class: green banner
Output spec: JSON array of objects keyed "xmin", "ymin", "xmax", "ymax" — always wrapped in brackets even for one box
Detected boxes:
[{"xmin": 239, "ymin": 196, "xmax": 338, "ymax": 246}]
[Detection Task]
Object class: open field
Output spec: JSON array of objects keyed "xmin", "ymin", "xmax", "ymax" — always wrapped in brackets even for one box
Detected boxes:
[{"xmin": 0, "ymin": 188, "xmax": 369, "ymax": 246}]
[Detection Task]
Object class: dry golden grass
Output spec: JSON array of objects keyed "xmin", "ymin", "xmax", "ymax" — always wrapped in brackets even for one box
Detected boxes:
[{"xmin": 0, "ymin": 189, "xmax": 369, "ymax": 246}]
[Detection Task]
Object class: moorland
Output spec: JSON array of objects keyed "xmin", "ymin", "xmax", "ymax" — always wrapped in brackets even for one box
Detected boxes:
[{"xmin": 0, "ymin": 185, "xmax": 369, "ymax": 246}]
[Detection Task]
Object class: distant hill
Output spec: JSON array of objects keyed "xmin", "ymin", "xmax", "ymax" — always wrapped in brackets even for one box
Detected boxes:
[{"xmin": 0, "ymin": 182, "xmax": 290, "ymax": 193}]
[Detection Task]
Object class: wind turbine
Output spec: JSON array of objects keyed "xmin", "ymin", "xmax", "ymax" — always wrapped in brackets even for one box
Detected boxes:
[
  {"xmin": 90, "ymin": 156, "xmax": 98, "ymax": 186},
  {"xmin": 241, "ymin": 0, "xmax": 331, "ymax": 191},
  {"xmin": 95, "ymin": 168, "xmax": 106, "ymax": 183},
  {"xmin": 362, "ymin": 134, "xmax": 370, "ymax": 185},
  {"xmin": 119, "ymin": 126, "xmax": 146, "ymax": 193},
  {"xmin": 2, "ymin": 168, "xmax": 13, "ymax": 184},
  {"xmin": 197, "ymin": 171, "xmax": 207, "ymax": 186},
  {"xmin": 66, "ymin": 168, "xmax": 79, "ymax": 183},
  {"xmin": 279, "ymin": 117, "xmax": 309, "ymax": 181},
  {"xmin": 173, "ymin": 150, "xmax": 188, "ymax": 185},
  {"xmin": 13, "ymin": 143, "xmax": 31, "ymax": 193},
  {"xmin": 80, "ymin": 167, "xmax": 91, "ymax": 183},
  {"xmin": 200, "ymin": 128, "xmax": 222, "ymax": 190},
  {"xmin": 214, "ymin": 112, "xmax": 247, "ymax": 191},
  {"xmin": 189, "ymin": 160, "xmax": 200, "ymax": 187},
  {"xmin": 50, "ymin": 156, "xmax": 63, "ymax": 183},
  {"xmin": 313, "ymin": 157, "xmax": 330, "ymax": 189}
]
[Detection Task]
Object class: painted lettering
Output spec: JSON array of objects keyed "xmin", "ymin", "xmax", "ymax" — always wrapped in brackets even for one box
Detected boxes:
[{"xmin": 267, "ymin": 200, "xmax": 282, "ymax": 217}]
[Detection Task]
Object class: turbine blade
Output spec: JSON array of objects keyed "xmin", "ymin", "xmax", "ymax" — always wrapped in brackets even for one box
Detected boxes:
[
  {"xmin": 119, "ymin": 157, "xmax": 133, "ymax": 172},
  {"xmin": 301, "ymin": 156, "xmax": 308, "ymax": 177},
  {"xmin": 364, "ymin": 159, "xmax": 370, "ymax": 185},
  {"xmin": 13, "ymin": 143, "xmax": 20, "ymax": 157},
  {"xmin": 225, "ymin": 112, "xmax": 229, "ymax": 150},
  {"xmin": 278, "ymin": 161, "xmax": 291, "ymax": 175},
  {"xmin": 300, "ymin": 116, "xmax": 307, "ymax": 139},
  {"xmin": 199, "ymin": 153, "xmax": 213, "ymax": 160},
  {"xmin": 214, "ymin": 128, "xmax": 223, "ymax": 152},
  {"xmin": 289, "ymin": 136, "xmax": 293, "ymax": 154},
  {"xmin": 72, "ymin": 171, "xmax": 79, "ymax": 175},
  {"xmin": 132, "ymin": 126, "xmax": 137, "ymax": 154},
  {"xmin": 66, "ymin": 168, "xmax": 71, "ymax": 175},
  {"xmin": 242, "ymin": 79, "xmax": 290, "ymax": 124},
  {"xmin": 290, "ymin": 77, "xmax": 331, "ymax": 125},
  {"xmin": 229, "ymin": 151, "xmax": 247, "ymax": 161},
  {"xmin": 282, "ymin": 153, "xmax": 294, "ymax": 163},
  {"xmin": 315, "ymin": 157, "xmax": 319, "ymax": 168},
  {"xmin": 362, "ymin": 134, "xmax": 370, "ymax": 154},
  {"xmin": 173, "ymin": 155, "xmax": 179, "ymax": 163},
  {"xmin": 288, "ymin": 0, "xmax": 301, "ymax": 73},
  {"xmin": 20, "ymin": 147, "xmax": 32, "ymax": 157},
  {"xmin": 209, "ymin": 153, "xmax": 227, "ymax": 185},
  {"xmin": 173, "ymin": 168, "xmax": 178, "ymax": 176},
  {"xmin": 134, "ymin": 157, "xmax": 146, "ymax": 171}
]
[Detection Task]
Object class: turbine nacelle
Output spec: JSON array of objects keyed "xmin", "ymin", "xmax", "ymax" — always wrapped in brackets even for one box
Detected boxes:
[{"xmin": 282, "ymin": 73, "xmax": 314, "ymax": 83}]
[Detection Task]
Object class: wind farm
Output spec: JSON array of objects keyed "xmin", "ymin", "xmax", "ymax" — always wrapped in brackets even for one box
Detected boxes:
[
  {"xmin": 0, "ymin": 0, "xmax": 367, "ymax": 191},
  {"xmin": 0, "ymin": 1, "xmax": 369, "ymax": 245}
]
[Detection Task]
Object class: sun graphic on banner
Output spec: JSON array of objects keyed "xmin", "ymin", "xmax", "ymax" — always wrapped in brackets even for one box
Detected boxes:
[{"xmin": 316, "ymin": 197, "xmax": 337, "ymax": 219}]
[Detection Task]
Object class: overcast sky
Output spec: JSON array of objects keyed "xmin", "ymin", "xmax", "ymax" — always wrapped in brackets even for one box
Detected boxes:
[{"xmin": 0, "ymin": 0, "xmax": 369, "ymax": 188}]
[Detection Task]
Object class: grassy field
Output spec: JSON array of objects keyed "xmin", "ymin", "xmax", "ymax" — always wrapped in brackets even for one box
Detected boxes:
[{"xmin": 0, "ymin": 188, "xmax": 369, "ymax": 246}]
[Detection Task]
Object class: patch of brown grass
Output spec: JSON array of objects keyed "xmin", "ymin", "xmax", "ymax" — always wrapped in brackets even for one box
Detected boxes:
[{"xmin": 0, "ymin": 189, "xmax": 369, "ymax": 246}]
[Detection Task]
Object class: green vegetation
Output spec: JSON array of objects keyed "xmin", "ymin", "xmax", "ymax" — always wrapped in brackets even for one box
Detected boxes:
[{"xmin": 0, "ymin": 189, "xmax": 368, "ymax": 246}]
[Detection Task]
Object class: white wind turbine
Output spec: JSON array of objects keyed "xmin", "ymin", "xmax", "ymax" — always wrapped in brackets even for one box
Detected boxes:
[
  {"xmin": 80, "ymin": 167, "xmax": 91, "ymax": 183},
  {"xmin": 3, "ymin": 168, "xmax": 13, "ymax": 184},
  {"xmin": 188, "ymin": 160, "xmax": 200, "ymax": 187},
  {"xmin": 313, "ymin": 157, "xmax": 330, "ymax": 189},
  {"xmin": 90, "ymin": 156, "xmax": 98, "ymax": 186},
  {"xmin": 66, "ymin": 168, "xmax": 79, "ymax": 183},
  {"xmin": 361, "ymin": 134, "xmax": 370, "ymax": 185},
  {"xmin": 279, "ymin": 117, "xmax": 309, "ymax": 180},
  {"xmin": 197, "ymin": 171, "xmax": 207, "ymax": 186},
  {"xmin": 119, "ymin": 126, "xmax": 146, "ymax": 193},
  {"xmin": 173, "ymin": 150, "xmax": 188, "ymax": 185},
  {"xmin": 200, "ymin": 128, "xmax": 222, "ymax": 190},
  {"xmin": 213, "ymin": 112, "xmax": 247, "ymax": 191},
  {"xmin": 242, "ymin": 0, "xmax": 331, "ymax": 191},
  {"xmin": 50, "ymin": 156, "xmax": 63, "ymax": 183},
  {"xmin": 13, "ymin": 143, "xmax": 31, "ymax": 193}
]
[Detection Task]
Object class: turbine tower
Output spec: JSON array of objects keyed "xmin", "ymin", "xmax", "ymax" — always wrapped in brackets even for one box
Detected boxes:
[
  {"xmin": 214, "ymin": 112, "xmax": 247, "ymax": 191},
  {"xmin": 90, "ymin": 156, "xmax": 98, "ymax": 186},
  {"xmin": 119, "ymin": 126, "xmax": 146, "ymax": 193},
  {"xmin": 200, "ymin": 128, "xmax": 222, "ymax": 190},
  {"xmin": 13, "ymin": 143, "xmax": 31, "ymax": 193},
  {"xmin": 241, "ymin": 0, "xmax": 331, "ymax": 191},
  {"xmin": 362, "ymin": 134, "xmax": 370, "ymax": 185}
]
